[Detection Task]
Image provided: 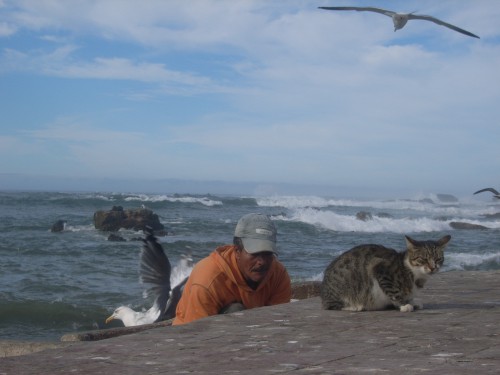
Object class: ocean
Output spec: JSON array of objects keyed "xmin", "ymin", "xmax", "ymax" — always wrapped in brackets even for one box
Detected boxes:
[{"xmin": 1, "ymin": 190, "xmax": 499, "ymax": 342}]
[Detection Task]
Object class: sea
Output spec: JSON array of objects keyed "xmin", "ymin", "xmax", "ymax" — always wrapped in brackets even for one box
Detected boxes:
[{"xmin": 1, "ymin": 190, "xmax": 499, "ymax": 342}]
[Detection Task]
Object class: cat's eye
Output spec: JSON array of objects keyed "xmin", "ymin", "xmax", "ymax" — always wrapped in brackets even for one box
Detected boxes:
[{"xmin": 413, "ymin": 257, "xmax": 425, "ymax": 265}]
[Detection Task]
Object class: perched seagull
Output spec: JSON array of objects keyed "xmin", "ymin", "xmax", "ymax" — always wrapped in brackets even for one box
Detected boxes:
[
  {"xmin": 106, "ymin": 227, "xmax": 192, "ymax": 327},
  {"xmin": 318, "ymin": 6, "xmax": 480, "ymax": 39},
  {"xmin": 473, "ymin": 188, "xmax": 500, "ymax": 199}
]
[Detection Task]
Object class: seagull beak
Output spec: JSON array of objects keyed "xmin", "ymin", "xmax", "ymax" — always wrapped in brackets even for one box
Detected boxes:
[{"xmin": 105, "ymin": 314, "xmax": 115, "ymax": 324}]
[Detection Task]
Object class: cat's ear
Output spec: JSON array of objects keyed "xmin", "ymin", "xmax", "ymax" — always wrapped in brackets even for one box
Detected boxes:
[
  {"xmin": 404, "ymin": 235, "xmax": 418, "ymax": 250},
  {"xmin": 437, "ymin": 235, "xmax": 451, "ymax": 248}
]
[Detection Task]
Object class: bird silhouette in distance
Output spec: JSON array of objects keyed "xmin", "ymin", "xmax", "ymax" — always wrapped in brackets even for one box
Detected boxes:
[
  {"xmin": 473, "ymin": 188, "xmax": 500, "ymax": 199},
  {"xmin": 106, "ymin": 227, "xmax": 192, "ymax": 327},
  {"xmin": 318, "ymin": 6, "xmax": 479, "ymax": 39}
]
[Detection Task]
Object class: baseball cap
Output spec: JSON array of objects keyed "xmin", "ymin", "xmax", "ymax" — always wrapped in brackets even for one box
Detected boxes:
[{"xmin": 234, "ymin": 213, "xmax": 277, "ymax": 254}]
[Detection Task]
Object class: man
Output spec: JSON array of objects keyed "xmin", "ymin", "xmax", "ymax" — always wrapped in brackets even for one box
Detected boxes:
[{"xmin": 172, "ymin": 213, "xmax": 291, "ymax": 325}]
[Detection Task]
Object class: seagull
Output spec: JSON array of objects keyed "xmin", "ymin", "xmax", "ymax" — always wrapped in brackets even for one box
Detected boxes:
[
  {"xmin": 473, "ymin": 188, "xmax": 500, "ymax": 199},
  {"xmin": 318, "ymin": 6, "xmax": 480, "ymax": 39},
  {"xmin": 106, "ymin": 227, "xmax": 192, "ymax": 327}
]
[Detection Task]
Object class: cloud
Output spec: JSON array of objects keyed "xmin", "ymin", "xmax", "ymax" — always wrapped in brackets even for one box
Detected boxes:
[
  {"xmin": 0, "ymin": 21, "xmax": 15, "ymax": 36},
  {"xmin": 0, "ymin": 45, "xmax": 216, "ymax": 94},
  {"xmin": 0, "ymin": 0, "xmax": 499, "ymax": 192},
  {"xmin": 48, "ymin": 57, "xmax": 212, "ymax": 86}
]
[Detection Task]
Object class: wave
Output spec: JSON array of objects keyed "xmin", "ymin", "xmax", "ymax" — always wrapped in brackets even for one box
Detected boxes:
[
  {"xmin": 0, "ymin": 298, "xmax": 109, "ymax": 340},
  {"xmin": 123, "ymin": 194, "xmax": 223, "ymax": 207},
  {"xmin": 279, "ymin": 208, "xmax": 445, "ymax": 233},
  {"xmin": 276, "ymin": 207, "xmax": 500, "ymax": 234},
  {"xmin": 257, "ymin": 195, "xmax": 341, "ymax": 209},
  {"xmin": 256, "ymin": 194, "xmax": 498, "ymax": 214},
  {"xmin": 445, "ymin": 252, "xmax": 500, "ymax": 271},
  {"xmin": 14, "ymin": 191, "xmax": 225, "ymax": 207},
  {"xmin": 49, "ymin": 223, "xmax": 96, "ymax": 233},
  {"xmin": 256, "ymin": 194, "xmax": 500, "ymax": 234}
]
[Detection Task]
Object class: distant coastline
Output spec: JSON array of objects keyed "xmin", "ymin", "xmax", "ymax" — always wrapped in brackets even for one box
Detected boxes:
[{"xmin": 0, "ymin": 172, "xmax": 470, "ymax": 199}]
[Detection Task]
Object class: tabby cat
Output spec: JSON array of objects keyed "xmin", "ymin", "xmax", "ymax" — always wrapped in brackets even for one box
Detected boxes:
[{"xmin": 321, "ymin": 235, "xmax": 451, "ymax": 312}]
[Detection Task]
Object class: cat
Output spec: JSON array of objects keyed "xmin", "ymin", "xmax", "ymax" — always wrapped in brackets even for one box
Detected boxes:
[{"xmin": 321, "ymin": 235, "xmax": 451, "ymax": 312}]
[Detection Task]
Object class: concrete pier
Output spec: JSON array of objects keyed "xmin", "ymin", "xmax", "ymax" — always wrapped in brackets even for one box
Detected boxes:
[{"xmin": 1, "ymin": 270, "xmax": 499, "ymax": 374}]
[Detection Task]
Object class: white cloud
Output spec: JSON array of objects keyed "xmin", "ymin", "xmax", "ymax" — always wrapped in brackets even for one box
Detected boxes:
[
  {"xmin": 0, "ymin": 21, "xmax": 15, "ymax": 36},
  {"xmin": 1, "ymin": 0, "xmax": 499, "ymax": 191},
  {"xmin": 49, "ymin": 57, "xmax": 211, "ymax": 85}
]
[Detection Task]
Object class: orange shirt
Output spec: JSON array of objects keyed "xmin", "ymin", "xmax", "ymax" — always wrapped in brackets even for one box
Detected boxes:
[{"xmin": 173, "ymin": 245, "xmax": 291, "ymax": 325}]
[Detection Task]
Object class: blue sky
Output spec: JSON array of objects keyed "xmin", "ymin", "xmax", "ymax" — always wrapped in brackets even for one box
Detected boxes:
[{"xmin": 0, "ymin": 0, "xmax": 499, "ymax": 197}]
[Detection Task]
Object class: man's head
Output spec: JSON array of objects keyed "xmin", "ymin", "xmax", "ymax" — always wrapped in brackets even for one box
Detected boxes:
[
  {"xmin": 233, "ymin": 213, "xmax": 277, "ymax": 288},
  {"xmin": 234, "ymin": 213, "xmax": 277, "ymax": 254}
]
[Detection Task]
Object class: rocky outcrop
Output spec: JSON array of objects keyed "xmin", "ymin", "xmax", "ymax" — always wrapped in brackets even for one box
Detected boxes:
[
  {"xmin": 481, "ymin": 213, "xmax": 500, "ymax": 219},
  {"xmin": 356, "ymin": 211, "xmax": 372, "ymax": 221},
  {"xmin": 107, "ymin": 234, "xmax": 127, "ymax": 242},
  {"xmin": 93, "ymin": 206, "xmax": 164, "ymax": 232},
  {"xmin": 449, "ymin": 221, "xmax": 488, "ymax": 230},
  {"xmin": 355, "ymin": 211, "xmax": 392, "ymax": 221},
  {"xmin": 291, "ymin": 281, "xmax": 321, "ymax": 300},
  {"xmin": 50, "ymin": 220, "xmax": 66, "ymax": 233}
]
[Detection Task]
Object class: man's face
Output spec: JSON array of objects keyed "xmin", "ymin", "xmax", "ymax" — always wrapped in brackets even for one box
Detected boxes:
[{"xmin": 236, "ymin": 248, "xmax": 275, "ymax": 287}]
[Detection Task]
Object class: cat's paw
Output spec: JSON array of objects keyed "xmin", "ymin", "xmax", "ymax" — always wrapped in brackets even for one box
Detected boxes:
[
  {"xmin": 399, "ymin": 304, "xmax": 414, "ymax": 312},
  {"xmin": 342, "ymin": 306, "xmax": 364, "ymax": 312}
]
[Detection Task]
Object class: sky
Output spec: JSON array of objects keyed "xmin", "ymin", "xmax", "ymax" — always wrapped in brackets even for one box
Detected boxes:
[{"xmin": 0, "ymin": 0, "xmax": 499, "ymax": 197}]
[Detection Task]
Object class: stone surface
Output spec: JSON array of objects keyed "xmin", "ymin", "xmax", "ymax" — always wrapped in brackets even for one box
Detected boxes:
[{"xmin": 1, "ymin": 271, "xmax": 499, "ymax": 374}]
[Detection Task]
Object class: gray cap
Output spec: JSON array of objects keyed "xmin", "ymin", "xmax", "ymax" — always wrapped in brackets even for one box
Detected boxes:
[{"xmin": 234, "ymin": 213, "xmax": 277, "ymax": 254}]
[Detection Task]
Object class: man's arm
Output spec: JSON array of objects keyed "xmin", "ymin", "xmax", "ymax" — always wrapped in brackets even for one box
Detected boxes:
[{"xmin": 174, "ymin": 283, "xmax": 221, "ymax": 325}]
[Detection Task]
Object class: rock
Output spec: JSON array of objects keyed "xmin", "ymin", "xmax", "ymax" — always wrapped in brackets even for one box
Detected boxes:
[
  {"xmin": 376, "ymin": 212, "xmax": 392, "ymax": 218},
  {"xmin": 356, "ymin": 211, "xmax": 372, "ymax": 221},
  {"xmin": 50, "ymin": 220, "xmax": 66, "ymax": 233},
  {"xmin": 154, "ymin": 229, "xmax": 169, "ymax": 237},
  {"xmin": 108, "ymin": 234, "xmax": 126, "ymax": 242},
  {"xmin": 449, "ymin": 221, "xmax": 488, "ymax": 230},
  {"xmin": 481, "ymin": 213, "xmax": 500, "ymax": 219},
  {"xmin": 129, "ymin": 237, "xmax": 144, "ymax": 242},
  {"xmin": 93, "ymin": 207, "xmax": 164, "ymax": 232},
  {"xmin": 419, "ymin": 198, "xmax": 434, "ymax": 204},
  {"xmin": 291, "ymin": 281, "xmax": 321, "ymax": 300}
]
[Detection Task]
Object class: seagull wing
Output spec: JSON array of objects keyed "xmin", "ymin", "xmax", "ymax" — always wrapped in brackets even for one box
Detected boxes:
[
  {"xmin": 162, "ymin": 276, "xmax": 189, "ymax": 321},
  {"xmin": 474, "ymin": 187, "xmax": 500, "ymax": 195},
  {"xmin": 408, "ymin": 13, "xmax": 479, "ymax": 38},
  {"xmin": 140, "ymin": 227, "xmax": 172, "ymax": 320},
  {"xmin": 318, "ymin": 6, "xmax": 396, "ymax": 18}
]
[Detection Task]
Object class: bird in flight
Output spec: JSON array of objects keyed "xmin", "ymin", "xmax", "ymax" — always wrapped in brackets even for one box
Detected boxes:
[
  {"xmin": 473, "ymin": 188, "xmax": 500, "ymax": 199},
  {"xmin": 318, "ymin": 6, "xmax": 480, "ymax": 39}
]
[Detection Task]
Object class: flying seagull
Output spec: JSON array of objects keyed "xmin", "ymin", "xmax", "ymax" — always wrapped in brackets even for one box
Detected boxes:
[
  {"xmin": 106, "ymin": 227, "xmax": 192, "ymax": 327},
  {"xmin": 318, "ymin": 6, "xmax": 480, "ymax": 39},
  {"xmin": 473, "ymin": 188, "xmax": 500, "ymax": 199}
]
